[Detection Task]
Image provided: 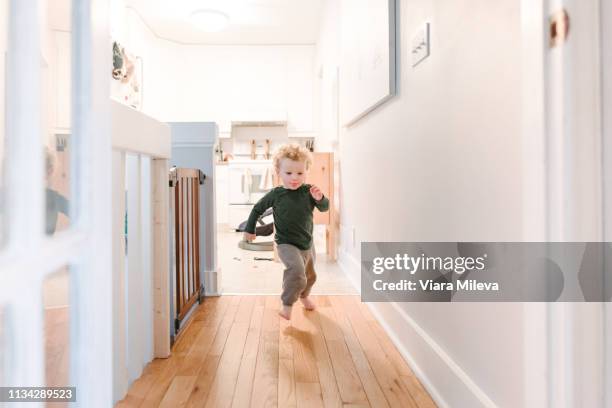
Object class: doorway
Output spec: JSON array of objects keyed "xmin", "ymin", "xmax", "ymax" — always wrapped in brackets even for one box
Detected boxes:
[{"xmin": 215, "ymin": 134, "xmax": 354, "ymax": 296}]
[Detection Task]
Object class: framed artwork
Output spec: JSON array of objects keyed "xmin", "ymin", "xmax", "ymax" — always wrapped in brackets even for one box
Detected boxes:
[
  {"xmin": 111, "ymin": 41, "xmax": 142, "ymax": 110},
  {"xmin": 340, "ymin": 0, "xmax": 396, "ymax": 126}
]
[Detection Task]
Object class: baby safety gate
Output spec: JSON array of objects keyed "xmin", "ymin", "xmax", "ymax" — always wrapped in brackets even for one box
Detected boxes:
[{"xmin": 169, "ymin": 167, "xmax": 206, "ymax": 335}]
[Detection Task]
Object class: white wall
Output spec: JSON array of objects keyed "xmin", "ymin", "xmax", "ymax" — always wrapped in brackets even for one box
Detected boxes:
[
  {"xmin": 111, "ymin": 6, "xmax": 315, "ymax": 133},
  {"xmin": 316, "ymin": 0, "xmax": 527, "ymax": 406}
]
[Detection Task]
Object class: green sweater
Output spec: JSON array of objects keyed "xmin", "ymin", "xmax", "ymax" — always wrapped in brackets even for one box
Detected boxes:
[{"xmin": 245, "ymin": 184, "xmax": 330, "ymax": 250}]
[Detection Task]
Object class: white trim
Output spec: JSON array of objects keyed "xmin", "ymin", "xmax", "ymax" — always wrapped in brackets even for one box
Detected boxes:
[
  {"xmin": 6, "ymin": 0, "xmax": 44, "ymax": 252},
  {"xmin": 111, "ymin": 150, "xmax": 128, "ymax": 402},
  {"xmin": 0, "ymin": 232, "xmax": 89, "ymax": 291},
  {"xmin": 126, "ymin": 153, "xmax": 145, "ymax": 383},
  {"xmin": 111, "ymin": 100, "xmax": 171, "ymax": 159},
  {"xmin": 544, "ymin": 1, "xmax": 605, "ymax": 407},
  {"xmin": 2, "ymin": 0, "xmax": 51, "ymax": 395},
  {"xmin": 606, "ymin": 301, "xmax": 612, "ymax": 408},
  {"xmin": 601, "ymin": 0, "xmax": 612, "ymax": 404},
  {"xmin": 203, "ymin": 269, "xmax": 221, "ymax": 296},
  {"xmin": 366, "ymin": 302, "xmax": 497, "ymax": 408},
  {"xmin": 72, "ymin": 0, "xmax": 114, "ymax": 404}
]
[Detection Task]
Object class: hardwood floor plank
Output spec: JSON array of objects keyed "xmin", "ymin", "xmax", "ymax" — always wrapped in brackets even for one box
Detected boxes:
[
  {"xmin": 196, "ymin": 296, "xmax": 253, "ymax": 408},
  {"xmin": 296, "ymin": 382, "xmax": 324, "ymax": 408},
  {"xmin": 278, "ymin": 315, "xmax": 297, "ymax": 408},
  {"xmin": 184, "ymin": 296, "xmax": 242, "ymax": 408},
  {"xmin": 114, "ymin": 393, "xmax": 143, "ymax": 408},
  {"xmin": 159, "ymin": 376, "xmax": 197, "ymax": 408},
  {"xmin": 250, "ymin": 296, "xmax": 280, "ymax": 407},
  {"xmin": 140, "ymin": 309, "xmax": 213, "ymax": 408},
  {"xmin": 291, "ymin": 306, "xmax": 319, "ymax": 384},
  {"xmin": 173, "ymin": 320, "xmax": 205, "ymax": 355},
  {"xmin": 328, "ymin": 296, "xmax": 390, "ymax": 408},
  {"xmin": 313, "ymin": 295, "xmax": 331, "ymax": 307},
  {"xmin": 184, "ymin": 354, "xmax": 222, "ymax": 408},
  {"xmin": 207, "ymin": 296, "xmax": 242, "ymax": 356},
  {"xmin": 119, "ymin": 362, "xmax": 158, "ymax": 403},
  {"xmin": 203, "ymin": 320, "xmax": 251, "ymax": 407},
  {"xmin": 400, "ymin": 375, "xmax": 438, "ymax": 408},
  {"xmin": 139, "ymin": 354, "xmax": 186, "ymax": 407},
  {"xmin": 235, "ymin": 295, "xmax": 256, "ymax": 323},
  {"xmin": 231, "ymin": 296, "xmax": 266, "ymax": 408},
  {"xmin": 279, "ymin": 357, "xmax": 297, "ymax": 408},
  {"xmin": 356, "ymin": 302, "xmax": 437, "ymax": 408},
  {"xmin": 317, "ymin": 305, "xmax": 368, "ymax": 406},
  {"xmin": 178, "ymin": 297, "xmax": 234, "ymax": 376},
  {"xmin": 201, "ymin": 296, "xmax": 232, "ymax": 326},
  {"xmin": 353, "ymin": 298, "xmax": 437, "ymax": 407},
  {"xmin": 192, "ymin": 296, "xmax": 221, "ymax": 319},
  {"xmin": 357, "ymin": 300, "xmax": 414, "ymax": 378},
  {"xmin": 296, "ymin": 306, "xmax": 343, "ymax": 407},
  {"xmin": 337, "ymin": 296, "xmax": 417, "ymax": 408}
]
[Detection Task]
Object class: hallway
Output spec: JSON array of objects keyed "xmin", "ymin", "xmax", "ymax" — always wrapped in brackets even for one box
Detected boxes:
[{"xmin": 116, "ymin": 295, "xmax": 436, "ymax": 407}]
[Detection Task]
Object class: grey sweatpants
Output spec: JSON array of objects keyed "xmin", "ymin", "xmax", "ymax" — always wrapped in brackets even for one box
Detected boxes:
[{"xmin": 277, "ymin": 243, "xmax": 317, "ymax": 306}]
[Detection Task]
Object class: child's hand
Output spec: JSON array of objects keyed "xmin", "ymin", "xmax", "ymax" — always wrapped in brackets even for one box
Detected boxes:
[
  {"xmin": 309, "ymin": 185, "xmax": 323, "ymax": 201},
  {"xmin": 244, "ymin": 232, "xmax": 256, "ymax": 242}
]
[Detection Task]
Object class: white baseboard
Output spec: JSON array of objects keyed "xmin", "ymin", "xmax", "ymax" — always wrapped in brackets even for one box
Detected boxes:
[
  {"xmin": 337, "ymin": 248, "xmax": 497, "ymax": 408},
  {"xmin": 203, "ymin": 269, "xmax": 221, "ymax": 296}
]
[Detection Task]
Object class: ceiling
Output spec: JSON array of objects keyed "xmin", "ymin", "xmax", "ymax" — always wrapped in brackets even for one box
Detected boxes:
[{"xmin": 123, "ymin": 0, "xmax": 324, "ymax": 45}]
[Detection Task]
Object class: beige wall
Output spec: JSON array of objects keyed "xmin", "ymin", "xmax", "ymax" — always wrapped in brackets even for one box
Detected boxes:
[{"xmin": 316, "ymin": 0, "xmax": 527, "ymax": 406}]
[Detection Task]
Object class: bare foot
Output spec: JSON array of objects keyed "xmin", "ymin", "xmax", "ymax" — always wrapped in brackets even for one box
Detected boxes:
[
  {"xmin": 300, "ymin": 296, "xmax": 316, "ymax": 311},
  {"xmin": 278, "ymin": 305, "xmax": 292, "ymax": 320}
]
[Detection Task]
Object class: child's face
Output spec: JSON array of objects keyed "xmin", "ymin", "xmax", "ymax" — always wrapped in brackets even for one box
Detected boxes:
[{"xmin": 278, "ymin": 158, "xmax": 307, "ymax": 190}]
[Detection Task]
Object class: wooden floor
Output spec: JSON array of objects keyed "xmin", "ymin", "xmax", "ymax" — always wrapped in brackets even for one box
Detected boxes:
[{"xmin": 116, "ymin": 295, "xmax": 437, "ymax": 408}]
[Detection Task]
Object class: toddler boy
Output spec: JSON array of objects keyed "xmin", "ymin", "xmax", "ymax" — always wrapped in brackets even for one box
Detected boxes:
[{"xmin": 244, "ymin": 144, "xmax": 329, "ymax": 320}]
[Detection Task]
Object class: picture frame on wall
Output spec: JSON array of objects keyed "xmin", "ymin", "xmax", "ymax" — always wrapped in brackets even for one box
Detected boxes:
[
  {"xmin": 340, "ymin": 0, "xmax": 396, "ymax": 127},
  {"xmin": 111, "ymin": 41, "xmax": 143, "ymax": 110}
]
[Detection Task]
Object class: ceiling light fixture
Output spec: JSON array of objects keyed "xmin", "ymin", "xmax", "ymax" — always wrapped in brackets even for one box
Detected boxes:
[{"xmin": 189, "ymin": 9, "xmax": 230, "ymax": 32}]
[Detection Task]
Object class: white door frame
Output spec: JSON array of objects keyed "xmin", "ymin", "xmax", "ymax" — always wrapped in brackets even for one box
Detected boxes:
[
  {"xmin": 601, "ymin": 0, "xmax": 612, "ymax": 405},
  {"xmin": 545, "ymin": 1, "xmax": 604, "ymax": 407},
  {"xmin": 0, "ymin": 0, "xmax": 112, "ymax": 405},
  {"xmin": 522, "ymin": 0, "xmax": 606, "ymax": 406}
]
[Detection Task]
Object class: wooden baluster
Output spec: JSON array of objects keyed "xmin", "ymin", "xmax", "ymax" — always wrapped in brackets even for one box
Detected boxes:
[
  {"xmin": 175, "ymin": 176, "xmax": 182, "ymax": 317},
  {"xmin": 194, "ymin": 175, "xmax": 201, "ymax": 296}
]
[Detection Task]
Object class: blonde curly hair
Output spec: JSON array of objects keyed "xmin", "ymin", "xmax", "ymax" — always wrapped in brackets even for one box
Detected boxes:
[{"xmin": 273, "ymin": 143, "xmax": 312, "ymax": 172}]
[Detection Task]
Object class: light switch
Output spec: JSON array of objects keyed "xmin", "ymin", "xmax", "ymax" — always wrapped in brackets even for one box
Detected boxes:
[{"xmin": 411, "ymin": 22, "xmax": 430, "ymax": 67}]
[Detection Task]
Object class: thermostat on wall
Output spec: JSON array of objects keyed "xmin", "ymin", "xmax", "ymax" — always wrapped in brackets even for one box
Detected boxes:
[{"xmin": 411, "ymin": 22, "xmax": 430, "ymax": 67}]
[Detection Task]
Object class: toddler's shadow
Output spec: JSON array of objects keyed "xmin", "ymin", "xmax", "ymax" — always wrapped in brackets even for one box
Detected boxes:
[{"xmin": 281, "ymin": 310, "xmax": 340, "ymax": 349}]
